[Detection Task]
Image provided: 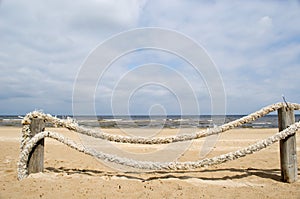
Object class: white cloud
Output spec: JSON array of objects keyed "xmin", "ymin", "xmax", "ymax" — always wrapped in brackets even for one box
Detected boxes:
[
  {"xmin": 0, "ymin": 0, "xmax": 300, "ymax": 114},
  {"xmin": 258, "ymin": 16, "xmax": 273, "ymax": 35},
  {"xmin": 138, "ymin": 0, "xmax": 300, "ymax": 113},
  {"xmin": 0, "ymin": 0, "xmax": 146, "ymax": 114}
]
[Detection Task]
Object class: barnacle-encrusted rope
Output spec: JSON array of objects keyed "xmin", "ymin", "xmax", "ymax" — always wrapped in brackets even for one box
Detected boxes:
[
  {"xmin": 18, "ymin": 121, "xmax": 300, "ymax": 180},
  {"xmin": 21, "ymin": 102, "xmax": 300, "ymax": 146}
]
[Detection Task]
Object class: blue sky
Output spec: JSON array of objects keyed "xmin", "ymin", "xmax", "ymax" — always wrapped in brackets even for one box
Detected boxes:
[{"xmin": 1, "ymin": 0, "xmax": 300, "ymax": 115}]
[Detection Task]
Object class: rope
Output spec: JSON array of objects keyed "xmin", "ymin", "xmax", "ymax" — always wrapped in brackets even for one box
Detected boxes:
[
  {"xmin": 17, "ymin": 102, "xmax": 300, "ymax": 180},
  {"xmin": 21, "ymin": 102, "xmax": 300, "ymax": 145},
  {"xmin": 17, "ymin": 121, "xmax": 300, "ymax": 180}
]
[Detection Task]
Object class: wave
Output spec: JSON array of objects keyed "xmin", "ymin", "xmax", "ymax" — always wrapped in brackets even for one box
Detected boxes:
[{"xmin": 1, "ymin": 115, "xmax": 300, "ymax": 128}]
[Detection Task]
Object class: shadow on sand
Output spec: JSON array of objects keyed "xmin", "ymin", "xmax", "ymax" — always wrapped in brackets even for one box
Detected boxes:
[{"xmin": 44, "ymin": 166, "xmax": 292, "ymax": 183}]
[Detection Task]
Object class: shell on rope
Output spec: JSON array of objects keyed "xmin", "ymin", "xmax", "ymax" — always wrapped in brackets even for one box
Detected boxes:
[{"xmin": 17, "ymin": 102, "xmax": 300, "ymax": 180}]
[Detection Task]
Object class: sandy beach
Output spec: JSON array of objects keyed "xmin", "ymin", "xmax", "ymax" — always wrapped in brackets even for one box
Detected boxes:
[{"xmin": 1, "ymin": 126, "xmax": 300, "ymax": 199}]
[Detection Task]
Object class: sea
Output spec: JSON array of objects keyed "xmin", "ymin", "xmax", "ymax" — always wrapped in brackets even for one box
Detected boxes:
[{"xmin": 1, "ymin": 114, "xmax": 300, "ymax": 129}]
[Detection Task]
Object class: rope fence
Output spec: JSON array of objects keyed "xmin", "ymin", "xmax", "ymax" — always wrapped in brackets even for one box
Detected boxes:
[
  {"xmin": 17, "ymin": 102, "xmax": 300, "ymax": 182},
  {"xmin": 20, "ymin": 102, "xmax": 300, "ymax": 145}
]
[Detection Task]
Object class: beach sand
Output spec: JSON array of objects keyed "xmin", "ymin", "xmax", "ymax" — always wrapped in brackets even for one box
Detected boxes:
[{"xmin": 1, "ymin": 127, "xmax": 300, "ymax": 198}]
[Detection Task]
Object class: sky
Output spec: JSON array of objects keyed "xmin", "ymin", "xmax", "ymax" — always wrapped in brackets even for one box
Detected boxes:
[{"xmin": 1, "ymin": 0, "xmax": 300, "ymax": 115}]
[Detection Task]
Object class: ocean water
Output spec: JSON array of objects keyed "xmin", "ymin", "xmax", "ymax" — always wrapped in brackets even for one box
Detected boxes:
[{"xmin": 1, "ymin": 114, "xmax": 300, "ymax": 128}]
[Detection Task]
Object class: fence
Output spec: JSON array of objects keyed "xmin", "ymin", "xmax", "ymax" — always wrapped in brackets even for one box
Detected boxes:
[{"xmin": 17, "ymin": 102, "xmax": 300, "ymax": 183}]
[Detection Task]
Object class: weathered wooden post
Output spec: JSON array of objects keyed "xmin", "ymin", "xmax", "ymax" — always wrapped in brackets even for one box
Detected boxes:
[
  {"xmin": 28, "ymin": 118, "xmax": 45, "ymax": 174},
  {"xmin": 278, "ymin": 107, "xmax": 297, "ymax": 183}
]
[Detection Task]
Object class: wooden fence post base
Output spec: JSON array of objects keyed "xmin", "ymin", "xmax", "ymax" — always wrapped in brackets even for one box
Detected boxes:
[
  {"xmin": 278, "ymin": 107, "xmax": 297, "ymax": 183},
  {"xmin": 28, "ymin": 118, "xmax": 45, "ymax": 174}
]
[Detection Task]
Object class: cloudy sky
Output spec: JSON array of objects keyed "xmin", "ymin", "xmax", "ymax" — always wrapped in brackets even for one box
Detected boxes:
[{"xmin": 1, "ymin": 0, "xmax": 300, "ymax": 115}]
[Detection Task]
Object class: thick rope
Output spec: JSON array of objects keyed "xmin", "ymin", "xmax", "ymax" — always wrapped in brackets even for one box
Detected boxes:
[
  {"xmin": 17, "ymin": 121, "xmax": 300, "ymax": 180},
  {"xmin": 21, "ymin": 102, "xmax": 300, "ymax": 145}
]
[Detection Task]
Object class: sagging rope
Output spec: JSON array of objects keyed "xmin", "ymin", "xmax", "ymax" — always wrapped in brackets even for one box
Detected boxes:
[
  {"xmin": 18, "ymin": 121, "xmax": 300, "ymax": 180},
  {"xmin": 21, "ymin": 102, "xmax": 300, "ymax": 146}
]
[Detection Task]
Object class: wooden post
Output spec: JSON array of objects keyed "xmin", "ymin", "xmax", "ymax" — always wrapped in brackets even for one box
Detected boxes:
[
  {"xmin": 278, "ymin": 107, "xmax": 297, "ymax": 183},
  {"xmin": 28, "ymin": 118, "xmax": 45, "ymax": 174}
]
